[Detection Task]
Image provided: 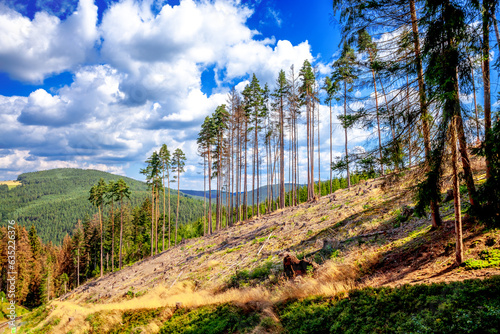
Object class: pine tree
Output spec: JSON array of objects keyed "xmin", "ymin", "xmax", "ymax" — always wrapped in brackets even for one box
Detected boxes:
[
  {"xmin": 172, "ymin": 148, "xmax": 186, "ymax": 245},
  {"xmin": 106, "ymin": 180, "xmax": 116, "ymax": 272},
  {"xmin": 88, "ymin": 178, "xmax": 107, "ymax": 277},
  {"xmin": 159, "ymin": 144, "xmax": 171, "ymax": 249},
  {"xmin": 273, "ymin": 70, "xmax": 289, "ymax": 209},
  {"xmin": 299, "ymin": 60, "xmax": 316, "ymax": 200},
  {"xmin": 115, "ymin": 179, "xmax": 130, "ymax": 269},
  {"xmin": 243, "ymin": 74, "xmax": 265, "ymax": 217},
  {"xmin": 331, "ymin": 42, "xmax": 358, "ymax": 190}
]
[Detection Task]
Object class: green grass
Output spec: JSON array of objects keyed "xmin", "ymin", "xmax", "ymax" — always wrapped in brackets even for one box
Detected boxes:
[
  {"xmin": 224, "ymin": 245, "xmax": 243, "ymax": 254},
  {"xmin": 465, "ymin": 249, "xmax": 500, "ymax": 270},
  {"xmin": 159, "ymin": 304, "xmax": 260, "ymax": 334},
  {"xmin": 277, "ymin": 276, "xmax": 500, "ymax": 334},
  {"xmin": 228, "ymin": 261, "xmax": 279, "ymax": 288},
  {"xmin": 108, "ymin": 308, "xmax": 163, "ymax": 334},
  {"xmin": 124, "ymin": 276, "xmax": 500, "ymax": 334}
]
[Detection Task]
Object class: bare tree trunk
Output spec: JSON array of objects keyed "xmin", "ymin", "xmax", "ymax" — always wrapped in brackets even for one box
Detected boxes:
[
  {"xmin": 208, "ymin": 149, "xmax": 213, "ymax": 234},
  {"xmin": 307, "ymin": 95, "xmax": 311, "ymax": 200},
  {"xmin": 168, "ymin": 171, "xmax": 171, "ymax": 246},
  {"xmin": 151, "ymin": 185, "xmax": 154, "ymax": 256},
  {"xmin": 203, "ymin": 156, "xmax": 206, "ymax": 235},
  {"xmin": 344, "ymin": 82, "xmax": 351, "ymax": 189},
  {"xmin": 329, "ymin": 100, "xmax": 333, "ymax": 193},
  {"xmin": 493, "ymin": 13, "xmax": 500, "ymax": 56},
  {"xmin": 110, "ymin": 199, "xmax": 114, "ymax": 272},
  {"xmin": 280, "ymin": 94, "xmax": 285, "ymax": 209},
  {"xmin": 252, "ymin": 118, "xmax": 256, "ymax": 217},
  {"xmin": 119, "ymin": 198, "xmax": 124, "ymax": 269},
  {"xmin": 372, "ymin": 69, "xmax": 384, "ymax": 175},
  {"xmin": 156, "ymin": 189, "xmax": 159, "ymax": 254},
  {"xmin": 176, "ymin": 169, "xmax": 180, "ymax": 245},
  {"xmin": 163, "ymin": 168, "xmax": 166, "ymax": 251},
  {"xmin": 77, "ymin": 219, "xmax": 80, "ymax": 286},
  {"xmin": 483, "ymin": 0, "xmax": 492, "ymax": 179},
  {"xmin": 451, "ymin": 117, "xmax": 463, "ymax": 265},
  {"xmin": 256, "ymin": 119, "xmax": 260, "ymax": 217},
  {"xmin": 456, "ymin": 109, "xmax": 477, "ymax": 207},
  {"xmin": 317, "ymin": 84, "xmax": 321, "ymax": 197},
  {"xmin": 311, "ymin": 95, "xmax": 315, "ymax": 196},
  {"xmin": 99, "ymin": 205, "xmax": 103, "ymax": 276},
  {"xmin": 244, "ymin": 119, "xmax": 248, "ymax": 220},
  {"xmin": 406, "ymin": 73, "xmax": 412, "ymax": 167},
  {"xmin": 410, "ymin": 0, "xmax": 441, "ymax": 228},
  {"xmin": 471, "ymin": 66, "xmax": 480, "ymax": 144}
]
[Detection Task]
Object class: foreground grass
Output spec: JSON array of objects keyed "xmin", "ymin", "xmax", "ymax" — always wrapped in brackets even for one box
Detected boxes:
[
  {"xmin": 277, "ymin": 276, "xmax": 500, "ymax": 334},
  {"xmin": 26, "ymin": 275, "xmax": 496, "ymax": 334},
  {"xmin": 155, "ymin": 276, "xmax": 500, "ymax": 334}
]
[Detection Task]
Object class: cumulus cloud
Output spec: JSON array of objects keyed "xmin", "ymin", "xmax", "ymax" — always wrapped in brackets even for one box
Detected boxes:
[
  {"xmin": 0, "ymin": 0, "xmax": 339, "ymax": 187},
  {"xmin": 0, "ymin": 0, "xmax": 98, "ymax": 82}
]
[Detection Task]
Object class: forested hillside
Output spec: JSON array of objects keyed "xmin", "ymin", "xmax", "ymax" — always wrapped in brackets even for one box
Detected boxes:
[{"xmin": 0, "ymin": 168, "xmax": 204, "ymax": 244}]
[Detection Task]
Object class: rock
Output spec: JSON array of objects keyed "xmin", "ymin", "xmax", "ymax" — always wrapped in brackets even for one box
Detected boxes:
[
  {"xmin": 175, "ymin": 302, "xmax": 183, "ymax": 310},
  {"xmin": 283, "ymin": 253, "xmax": 319, "ymax": 278},
  {"xmin": 315, "ymin": 239, "xmax": 324, "ymax": 248}
]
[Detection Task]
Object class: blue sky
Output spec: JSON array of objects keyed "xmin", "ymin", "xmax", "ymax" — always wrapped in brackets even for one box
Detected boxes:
[{"xmin": 1, "ymin": 0, "xmax": 359, "ymax": 189}]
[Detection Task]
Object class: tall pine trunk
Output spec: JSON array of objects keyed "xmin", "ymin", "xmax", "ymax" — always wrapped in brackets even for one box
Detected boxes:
[
  {"xmin": 208, "ymin": 148, "xmax": 213, "ymax": 234},
  {"xmin": 280, "ymin": 95, "xmax": 285, "ymax": 209},
  {"xmin": 451, "ymin": 117, "xmax": 463, "ymax": 264},
  {"xmin": 119, "ymin": 198, "xmax": 124, "ymax": 269},
  {"xmin": 371, "ymin": 68, "xmax": 384, "ymax": 175},
  {"xmin": 99, "ymin": 205, "xmax": 103, "ymax": 277},
  {"xmin": 176, "ymin": 169, "xmax": 180, "ymax": 245},
  {"xmin": 409, "ymin": 0, "xmax": 441, "ymax": 227},
  {"xmin": 110, "ymin": 199, "xmax": 114, "ymax": 272},
  {"xmin": 483, "ymin": 0, "xmax": 492, "ymax": 179},
  {"xmin": 330, "ymin": 100, "xmax": 333, "ymax": 193},
  {"xmin": 344, "ymin": 82, "xmax": 351, "ymax": 189}
]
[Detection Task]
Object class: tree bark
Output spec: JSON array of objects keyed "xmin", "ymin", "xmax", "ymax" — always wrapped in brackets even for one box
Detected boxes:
[
  {"xmin": 119, "ymin": 198, "xmax": 123, "ymax": 269},
  {"xmin": 483, "ymin": 0, "xmax": 492, "ymax": 179},
  {"xmin": 344, "ymin": 82, "xmax": 351, "ymax": 189},
  {"xmin": 451, "ymin": 117, "xmax": 463, "ymax": 265},
  {"xmin": 409, "ymin": 0, "xmax": 441, "ymax": 227},
  {"xmin": 471, "ymin": 66, "xmax": 480, "ymax": 144},
  {"xmin": 176, "ymin": 169, "xmax": 180, "ymax": 245},
  {"xmin": 110, "ymin": 198, "xmax": 114, "ymax": 272},
  {"xmin": 371, "ymin": 68, "xmax": 384, "ymax": 175},
  {"xmin": 99, "ymin": 204, "xmax": 103, "ymax": 277},
  {"xmin": 280, "ymin": 93, "xmax": 285, "ymax": 209},
  {"xmin": 208, "ymin": 147, "xmax": 213, "ymax": 234}
]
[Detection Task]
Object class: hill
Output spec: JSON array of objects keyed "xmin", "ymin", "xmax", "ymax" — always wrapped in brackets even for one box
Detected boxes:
[
  {"xmin": 12, "ymin": 160, "xmax": 500, "ymax": 333},
  {"xmin": 182, "ymin": 183, "xmax": 302, "ymax": 203},
  {"xmin": 0, "ymin": 168, "xmax": 205, "ymax": 244}
]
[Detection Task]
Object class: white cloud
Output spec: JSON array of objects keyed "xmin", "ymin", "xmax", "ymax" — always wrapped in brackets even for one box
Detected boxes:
[
  {"xmin": 0, "ymin": 0, "xmax": 98, "ymax": 82},
  {"xmin": 0, "ymin": 0, "xmax": 335, "ymax": 188},
  {"xmin": 0, "ymin": 149, "xmax": 126, "ymax": 180}
]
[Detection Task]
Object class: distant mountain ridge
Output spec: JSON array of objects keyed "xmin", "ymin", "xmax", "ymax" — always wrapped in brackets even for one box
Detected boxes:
[{"xmin": 181, "ymin": 183, "xmax": 303, "ymax": 204}]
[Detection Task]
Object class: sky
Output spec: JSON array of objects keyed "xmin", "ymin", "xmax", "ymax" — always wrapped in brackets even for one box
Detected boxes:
[{"xmin": 0, "ymin": 0, "xmax": 376, "ymax": 189}]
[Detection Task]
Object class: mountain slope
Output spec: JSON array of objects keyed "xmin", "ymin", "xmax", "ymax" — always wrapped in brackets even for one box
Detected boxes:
[
  {"xmin": 0, "ymin": 168, "xmax": 204, "ymax": 244},
  {"xmin": 17, "ymin": 159, "xmax": 500, "ymax": 333}
]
